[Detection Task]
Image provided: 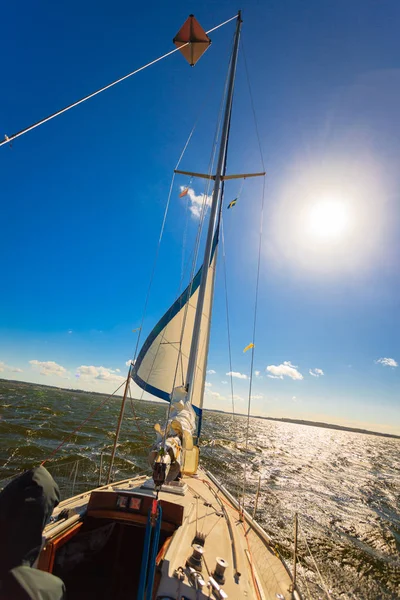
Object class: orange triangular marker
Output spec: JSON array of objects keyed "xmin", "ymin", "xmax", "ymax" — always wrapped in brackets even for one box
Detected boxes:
[{"xmin": 173, "ymin": 15, "xmax": 211, "ymax": 66}]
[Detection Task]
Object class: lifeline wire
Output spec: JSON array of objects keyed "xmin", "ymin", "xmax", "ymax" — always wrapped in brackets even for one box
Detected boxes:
[{"xmin": 1, "ymin": 15, "xmax": 238, "ymax": 149}]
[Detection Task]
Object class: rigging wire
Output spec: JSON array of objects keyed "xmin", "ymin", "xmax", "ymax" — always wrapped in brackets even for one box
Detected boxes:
[
  {"xmin": 160, "ymin": 39, "xmax": 234, "ymax": 440},
  {"xmin": 299, "ymin": 525, "xmax": 332, "ymax": 600},
  {"xmin": 128, "ymin": 39, "xmax": 227, "ymax": 381},
  {"xmin": 221, "ymin": 217, "xmax": 236, "ymax": 421},
  {"xmin": 240, "ymin": 35, "xmax": 267, "ymax": 510},
  {"xmin": 128, "ymin": 382, "xmax": 148, "ymax": 443},
  {"xmin": 220, "ymin": 173, "xmax": 247, "ymax": 422},
  {"xmin": 0, "ymin": 14, "xmax": 238, "ymax": 149},
  {"xmin": 240, "ymin": 38, "xmax": 266, "ymax": 172},
  {"xmin": 297, "ymin": 555, "xmax": 313, "ymax": 600},
  {"xmin": 178, "ymin": 189, "xmax": 192, "ymax": 386},
  {"xmin": 132, "ymin": 101, "xmax": 218, "ymax": 413},
  {"xmin": 128, "ymin": 85, "xmax": 212, "ymax": 376},
  {"xmin": 41, "ymin": 378, "xmax": 127, "ymax": 465}
]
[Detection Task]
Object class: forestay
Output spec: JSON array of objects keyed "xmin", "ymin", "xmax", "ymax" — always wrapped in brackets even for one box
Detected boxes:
[{"xmin": 132, "ymin": 237, "xmax": 218, "ymax": 418}]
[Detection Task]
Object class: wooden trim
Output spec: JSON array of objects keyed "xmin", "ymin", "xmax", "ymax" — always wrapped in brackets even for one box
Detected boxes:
[
  {"xmin": 156, "ymin": 535, "xmax": 173, "ymax": 564},
  {"xmin": 86, "ymin": 509, "xmax": 176, "ymax": 533},
  {"xmin": 38, "ymin": 522, "xmax": 83, "ymax": 573},
  {"xmin": 222, "ymin": 172, "xmax": 265, "ymax": 180},
  {"xmin": 174, "ymin": 169, "xmax": 215, "ymax": 180},
  {"xmin": 174, "ymin": 169, "xmax": 266, "ymax": 181}
]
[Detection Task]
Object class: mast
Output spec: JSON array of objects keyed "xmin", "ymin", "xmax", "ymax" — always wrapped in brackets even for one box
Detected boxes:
[{"xmin": 185, "ymin": 12, "xmax": 242, "ymax": 411}]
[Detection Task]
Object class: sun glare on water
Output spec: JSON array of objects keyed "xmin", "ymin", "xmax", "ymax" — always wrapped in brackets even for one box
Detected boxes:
[{"xmin": 306, "ymin": 199, "xmax": 351, "ymax": 240}]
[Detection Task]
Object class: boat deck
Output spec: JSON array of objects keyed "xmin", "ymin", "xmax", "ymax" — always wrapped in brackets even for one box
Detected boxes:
[{"xmin": 41, "ymin": 468, "xmax": 297, "ymax": 599}]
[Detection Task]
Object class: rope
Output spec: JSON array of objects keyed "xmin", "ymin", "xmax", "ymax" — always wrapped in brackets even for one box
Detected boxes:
[
  {"xmin": 128, "ymin": 383, "xmax": 148, "ymax": 443},
  {"xmin": 240, "ymin": 32, "xmax": 267, "ymax": 512},
  {"xmin": 297, "ymin": 555, "xmax": 313, "ymax": 600},
  {"xmin": 129, "ymin": 55, "xmax": 224, "ymax": 395},
  {"xmin": 128, "ymin": 90, "xmax": 209, "ymax": 389},
  {"xmin": 300, "ymin": 525, "xmax": 331, "ymax": 600},
  {"xmin": 221, "ymin": 217, "xmax": 235, "ymax": 421},
  {"xmin": 198, "ymin": 477, "xmax": 262, "ymax": 600},
  {"xmin": 160, "ymin": 39, "xmax": 233, "ymax": 439},
  {"xmin": 0, "ymin": 15, "xmax": 238, "ymax": 149},
  {"xmin": 40, "ymin": 378, "xmax": 126, "ymax": 465},
  {"xmin": 241, "ymin": 180, "xmax": 266, "ymax": 509},
  {"xmin": 241, "ymin": 38, "xmax": 266, "ymax": 173}
]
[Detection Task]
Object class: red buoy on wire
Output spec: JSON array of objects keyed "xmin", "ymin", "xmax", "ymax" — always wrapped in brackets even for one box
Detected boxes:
[{"xmin": 173, "ymin": 15, "xmax": 212, "ymax": 66}]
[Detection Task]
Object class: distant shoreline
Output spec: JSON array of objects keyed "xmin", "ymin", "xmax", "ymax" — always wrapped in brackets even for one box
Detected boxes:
[
  {"xmin": 1, "ymin": 378, "xmax": 399, "ymax": 440},
  {"xmin": 208, "ymin": 408, "xmax": 400, "ymax": 440}
]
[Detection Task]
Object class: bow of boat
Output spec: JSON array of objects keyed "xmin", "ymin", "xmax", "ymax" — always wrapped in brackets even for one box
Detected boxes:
[{"xmin": 39, "ymin": 468, "xmax": 300, "ymax": 600}]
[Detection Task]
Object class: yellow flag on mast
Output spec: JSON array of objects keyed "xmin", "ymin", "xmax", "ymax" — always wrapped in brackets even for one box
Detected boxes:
[{"xmin": 243, "ymin": 343, "xmax": 254, "ymax": 353}]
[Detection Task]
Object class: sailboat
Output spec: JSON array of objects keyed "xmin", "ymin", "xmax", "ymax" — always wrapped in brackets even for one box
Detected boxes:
[{"xmin": 3, "ymin": 11, "xmax": 302, "ymax": 600}]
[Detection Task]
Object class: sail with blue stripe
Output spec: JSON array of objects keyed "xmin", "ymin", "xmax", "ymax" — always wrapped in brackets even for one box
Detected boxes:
[{"xmin": 132, "ymin": 237, "xmax": 218, "ymax": 418}]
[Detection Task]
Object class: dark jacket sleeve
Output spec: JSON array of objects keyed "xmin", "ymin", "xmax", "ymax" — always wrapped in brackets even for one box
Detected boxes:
[
  {"xmin": 0, "ymin": 566, "xmax": 65, "ymax": 600},
  {"xmin": 0, "ymin": 466, "xmax": 60, "ymax": 574}
]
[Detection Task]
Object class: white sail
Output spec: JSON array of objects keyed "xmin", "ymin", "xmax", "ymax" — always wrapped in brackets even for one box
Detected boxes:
[{"xmin": 132, "ymin": 239, "xmax": 218, "ymax": 419}]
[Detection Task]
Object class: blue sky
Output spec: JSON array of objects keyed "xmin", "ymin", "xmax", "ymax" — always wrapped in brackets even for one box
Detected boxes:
[{"xmin": 1, "ymin": 0, "xmax": 400, "ymax": 435}]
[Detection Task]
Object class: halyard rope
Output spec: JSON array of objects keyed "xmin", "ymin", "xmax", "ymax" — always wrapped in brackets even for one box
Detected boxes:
[{"xmin": 221, "ymin": 217, "xmax": 236, "ymax": 421}]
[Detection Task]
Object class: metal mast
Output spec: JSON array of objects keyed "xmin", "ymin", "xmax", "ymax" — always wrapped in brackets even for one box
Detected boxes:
[{"xmin": 185, "ymin": 12, "xmax": 242, "ymax": 407}]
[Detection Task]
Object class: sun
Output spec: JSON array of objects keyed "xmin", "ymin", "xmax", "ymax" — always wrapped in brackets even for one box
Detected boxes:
[{"xmin": 306, "ymin": 199, "xmax": 351, "ymax": 240}]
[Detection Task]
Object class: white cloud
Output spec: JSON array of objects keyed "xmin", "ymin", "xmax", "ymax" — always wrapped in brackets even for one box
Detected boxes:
[
  {"xmin": 376, "ymin": 357, "xmax": 398, "ymax": 368},
  {"xmin": 251, "ymin": 394, "xmax": 263, "ymax": 400},
  {"xmin": 207, "ymin": 369, "xmax": 216, "ymax": 375},
  {"xmin": 0, "ymin": 361, "xmax": 23, "ymax": 373},
  {"xmin": 226, "ymin": 371, "xmax": 248, "ymax": 380},
  {"xmin": 76, "ymin": 365, "xmax": 125, "ymax": 383},
  {"xmin": 221, "ymin": 380, "xmax": 228, "ymax": 384},
  {"xmin": 266, "ymin": 361, "xmax": 303, "ymax": 381},
  {"xmin": 115, "ymin": 368, "xmax": 121, "ymax": 373},
  {"xmin": 309, "ymin": 368, "xmax": 324, "ymax": 377},
  {"xmin": 210, "ymin": 391, "xmax": 222, "ymax": 398},
  {"xmin": 180, "ymin": 186, "xmax": 211, "ymax": 219},
  {"xmin": 255, "ymin": 370, "xmax": 262, "ymax": 378},
  {"xmin": 205, "ymin": 382, "xmax": 212, "ymax": 388},
  {"xmin": 292, "ymin": 396, "xmax": 297, "ymax": 401},
  {"xmin": 30, "ymin": 360, "xmax": 68, "ymax": 378}
]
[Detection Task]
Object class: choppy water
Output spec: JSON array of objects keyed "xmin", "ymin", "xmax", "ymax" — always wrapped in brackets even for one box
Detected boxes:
[{"xmin": 0, "ymin": 379, "xmax": 399, "ymax": 599}]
